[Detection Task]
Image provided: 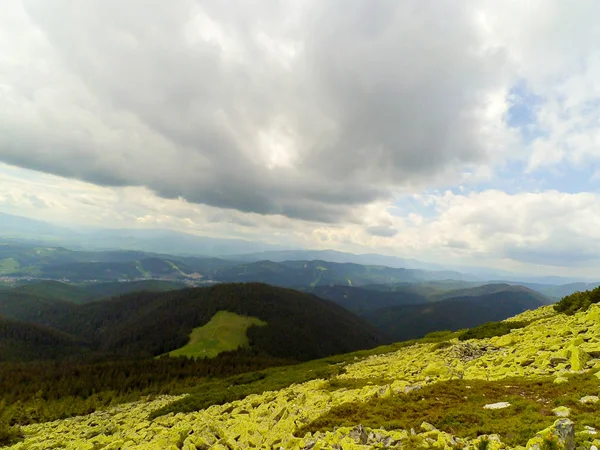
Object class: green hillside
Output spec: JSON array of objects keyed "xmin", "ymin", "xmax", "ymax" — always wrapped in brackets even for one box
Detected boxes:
[
  {"xmin": 0, "ymin": 291, "xmax": 76, "ymax": 324},
  {"xmin": 0, "ymin": 316, "xmax": 89, "ymax": 361},
  {"xmin": 1, "ymin": 292, "xmax": 599, "ymax": 449},
  {"xmin": 82, "ymin": 280, "xmax": 186, "ymax": 300},
  {"xmin": 11, "ymin": 280, "xmax": 94, "ymax": 303},
  {"xmin": 168, "ymin": 311, "xmax": 267, "ymax": 359},
  {"xmin": 5, "ymin": 283, "xmax": 383, "ymax": 362}
]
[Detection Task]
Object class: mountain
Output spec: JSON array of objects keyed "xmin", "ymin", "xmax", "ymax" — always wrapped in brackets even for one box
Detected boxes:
[
  {"xmin": 3, "ymin": 292, "xmax": 600, "ymax": 448},
  {"xmin": 363, "ymin": 287, "xmax": 547, "ymax": 342},
  {"xmin": 213, "ymin": 259, "xmax": 472, "ymax": 288},
  {"xmin": 0, "ymin": 316, "xmax": 88, "ymax": 361},
  {"xmin": 0, "ymin": 291, "xmax": 77, "ymax": 324},
  {"xmin": 10, "ymin": 280, "xmax": 95, "ymax": 304},
  {"xmin": 0, "ymin": 212, "xmax": 75, "ymax": 242},
  {"xmin": 82, "ymin": 280, "xmax": 187, "ymax": 299},
  {"xmin": 309, "ymin": 284, "xmax": 428, "ymax": 314},
  {"xmin": 431, "ymin": 283, "xmax": 552, "ymax": 304},
  {"xmin": 512, "ymin": 281, "xmax": 600, "ymax": 301},
  {"xmin": 77, "ymin": 228, "xmax": 288, "ymax": 256},
  {"xmin": 229, "ymin": 249, "xmax": 443, "ymax": 270},
  {"xmin": 9, "ymin": 283, "xmax": 383, "ymax": 361}
]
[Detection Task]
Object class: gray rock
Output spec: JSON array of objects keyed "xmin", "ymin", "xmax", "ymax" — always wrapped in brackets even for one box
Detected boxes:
[
  {"xmin": 483, "ymin": 402, "xmax": 511, "ymax": 410},
  {"xmin": 550, "ymin": 357, "xmax": 568, "ymax": 366},
  {"xmin": 349, "ymin": 424, "xmax": 368, "ymax": 445},
  {"xmin": 580, "ymin": 395, "xmax": 599, "ymax": 404},
  {"xmin": 556, "ymin": 419, "xmax": 575, "ymax": 450}
]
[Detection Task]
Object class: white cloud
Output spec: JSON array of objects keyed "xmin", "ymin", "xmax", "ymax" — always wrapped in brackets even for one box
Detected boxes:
[{"xmin": 2, "ymin": 1, "xmax": 600, "ymax": 274}]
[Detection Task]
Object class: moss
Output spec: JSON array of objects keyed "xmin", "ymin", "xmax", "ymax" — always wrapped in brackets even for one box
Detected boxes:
[
  {"xmin": 296, "ymin": 372, "xmax": 600, "ymax": 447},
  {"xmin": 0, "ymin": 420, "xmax": 22, "ymax": 446},
  {"xmin": 458, "ymin": 320, "xmax": 529, "ymax": 341}
]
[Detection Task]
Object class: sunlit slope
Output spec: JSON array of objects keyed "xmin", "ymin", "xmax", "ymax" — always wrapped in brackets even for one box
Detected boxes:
[
  {"xmin": 8, "ymin": 302, "xmax": 600, "ymax": 449},
  {"xmin": 168, "ymin": 311, "xmax": 266, "ymax": 359}
]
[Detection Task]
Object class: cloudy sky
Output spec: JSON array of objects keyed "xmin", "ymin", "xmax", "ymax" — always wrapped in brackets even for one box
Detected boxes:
[{"xmin": 2, "ymin": 0, "xmax": 600, "ymax": 275}]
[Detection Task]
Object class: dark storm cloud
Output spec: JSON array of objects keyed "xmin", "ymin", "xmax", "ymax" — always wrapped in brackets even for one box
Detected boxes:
[{"xmin": 0, "ymin": 0, "xmax": 509, "ymax": 222}]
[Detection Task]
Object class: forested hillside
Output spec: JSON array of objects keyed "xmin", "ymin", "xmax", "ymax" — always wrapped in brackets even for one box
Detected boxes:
[
  {"xmin": 363, "ymin": 289, "xmax": 546, "ymax": 341},
  {"xmin": 2, "ymin": 283, "xmax": 383, "ymax": 362}
]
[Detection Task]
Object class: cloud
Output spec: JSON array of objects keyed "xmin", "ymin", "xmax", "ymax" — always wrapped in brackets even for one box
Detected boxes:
[
  {"xmin": 366, "ymin": 226, "xmax": 398, "ymax": 238},
  {"xmin": 0, "ymin": 0, "xmax": 517, "ymax": 223}
]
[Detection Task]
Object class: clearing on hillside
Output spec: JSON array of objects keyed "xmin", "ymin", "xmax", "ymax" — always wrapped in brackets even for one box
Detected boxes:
[{"xmin": 168, "ymin": 310, "xmax": 267, "ymax": 359}]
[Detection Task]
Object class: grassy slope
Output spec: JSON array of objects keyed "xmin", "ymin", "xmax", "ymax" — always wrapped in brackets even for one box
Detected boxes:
[
  {"xmin": 168, "ymin": 311, "xmax": 266, "ymax": 359},
  {"xmin": 9, "ymin": 303, "xmax": 600, "ymax": 449}
]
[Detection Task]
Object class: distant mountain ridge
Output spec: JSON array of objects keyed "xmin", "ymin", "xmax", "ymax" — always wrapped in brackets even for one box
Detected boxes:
[
  {"xmin": 363, "ymin": 287, "xmax": 547, "ymax": 341},
  {"xmin": 2, "ymin": 212, "xmax": 599, "ymax": 285}
]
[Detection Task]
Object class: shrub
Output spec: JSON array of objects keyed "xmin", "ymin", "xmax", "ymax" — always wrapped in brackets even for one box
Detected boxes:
[
  {"xmin": 554, "ymin": 287, "xmax": 600, "ymax": 315},
  {"xmin": 458, "ymin": 321, "xmax": 528, "ymax": 341},
  {"xmin": 0, "ymin": 420, "xmax": 22, "ymax": 446}
]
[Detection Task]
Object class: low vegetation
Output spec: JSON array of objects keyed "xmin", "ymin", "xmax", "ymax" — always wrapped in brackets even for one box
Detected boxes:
[
  {"xmin": 457, "ymin": 320, "xmax": 529, "ymax": 341},
  {"xmin": 297, "ymin": 372, "xmax": 600, "ymax": 447},
  {"xmin": 554, "ymin": 286, "xmax": 600, "ymax": 315},
  {"xmin": 167, "ymin": 311, "xmax": 267, "ymax": 359},
  {"xmin": 0, "ymin": 349, "xmax": 290, "ymax": 426}
]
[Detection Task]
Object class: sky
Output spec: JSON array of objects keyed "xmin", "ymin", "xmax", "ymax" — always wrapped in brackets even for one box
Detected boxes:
[{"xmin": 1, "ymin": 1, "xmax": 600, "ymax": 276}]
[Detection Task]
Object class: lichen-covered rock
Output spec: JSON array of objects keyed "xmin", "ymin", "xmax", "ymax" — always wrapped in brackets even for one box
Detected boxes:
[
  {"xmin": 526, "ymin": 419, "xmax": 575, "ymax": 450},
  {"xmin": 569, "ymin": 345, "xmax": 590, "ymax": 371},
  {"xmin": 483, "ymin": 402, "xmax": 511, "ymax": 410},
  {"xmin": 552, "ymin": 406, "xmax": 571, "ymax": 417},
  {"xmin": 5, "ymin": 304, "xmax": 600, "ymax": 449}
]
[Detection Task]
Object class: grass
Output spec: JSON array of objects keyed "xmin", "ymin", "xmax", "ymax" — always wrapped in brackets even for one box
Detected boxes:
[
  {"xmin": 168, "ymin": 311, "xmax": 267, "ymax": 359},
  {"xmin": 151, "ymin": 330, "xmax": 461, "ymax": 419},
  {"xmin": 135, "ymin": 261, "xmax": 151, "ymax": 278},
  {"xmin": 0, "ymin": 258, "xmax": 19, "ymax": 275},
  {"xmin": 458, "ymin": 320, "xmax": 529, "ymax": 341},
  {"xmin": 149, "ymin": 358, "xmax": 342, "ymax": 419},
  {"xmin": 296, "ymin": 372, "xmax": 600, "ymax": 447}
]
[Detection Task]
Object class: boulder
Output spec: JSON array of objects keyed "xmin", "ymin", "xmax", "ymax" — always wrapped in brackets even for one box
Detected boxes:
[
  {"xmin": 348, "ymin": 425, "xmax": 368, "ymax": 445},
  {"xmin": 526, "ymin": 419, "xmax": 575, "ymax": 450},
  {"xmin": 580, "ymin": 395, "xmax": 599, "ymax": 404},
  {"xmin": 551, "ymin": 406, "xmax": 571, "ymax": 417},
  {"xmin": 483, "ymin": 402, "xmax": 511, "ymax": 410}
]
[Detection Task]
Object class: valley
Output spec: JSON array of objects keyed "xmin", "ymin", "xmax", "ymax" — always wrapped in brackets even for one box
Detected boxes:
[{"xmin": 0, "ymin": 237, "xmax": 599, "ymax": 449}]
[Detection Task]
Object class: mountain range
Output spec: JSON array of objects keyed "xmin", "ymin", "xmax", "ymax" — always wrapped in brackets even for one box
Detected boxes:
[{"xmin": 2, "ymin": 212, "xmax": 597, "ymax": 284}]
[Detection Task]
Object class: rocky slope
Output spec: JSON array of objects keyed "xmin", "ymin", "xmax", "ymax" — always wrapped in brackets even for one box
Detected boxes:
[{"xmin": 4, "ymin": 304, "xmax": 600, "ymax": 449}]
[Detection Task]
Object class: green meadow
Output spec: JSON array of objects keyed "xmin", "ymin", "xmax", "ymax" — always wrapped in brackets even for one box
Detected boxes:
[{"xmin": 168, "ymin": 310, "xmax": 267, "ymax": 359}]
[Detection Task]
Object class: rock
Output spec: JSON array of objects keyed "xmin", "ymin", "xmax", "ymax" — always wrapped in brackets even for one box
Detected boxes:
[
  {"xmin": 526, "ymin": 419, "xmax": 575, "ymax": 450},
  {"xmin": 552, "ymin": 406, "xmax": 571, "ymax": 417},
  {"xmin": 348, "ymin": 425, "xmax": 368, "ymax": 445},
  {"xmin": 420, "ymin": 422, "xmax": 438, "ymax": 432},
  {"xmin": 570, "ymin": 346, "xmax": 590, "ymax": 371},
  {"xmin": 583, "ymin": 425, "xmax": 598, "ymax": 435},
  {"xmin": 580, "ymin": 395, "xmax": 599, "ymax": 404},
  {"xmin": 550, "ymin": 357, "xmax": 568, "ymax": 366},
  {"xmin": 403, "ymin": 384, "xmax": 423, "ymax": 394},
  {"xmin": 483, "ymin": 402, "xmax": 511, "ymax": 410}
]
